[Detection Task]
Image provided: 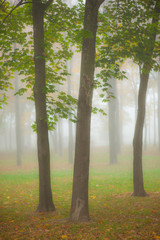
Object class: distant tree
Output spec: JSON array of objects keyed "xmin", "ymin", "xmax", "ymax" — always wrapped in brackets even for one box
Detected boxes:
[
  {"xmin": 15, "ymin": 69, "xmax": 22, "ymax": 166},
  {"xmin": 0, "ymin": 0, "xmax": 27, "ymax": 108},
  {"xmin": 108, "ymin": 78, "xmax": 119, "ymax": 164},
  {"xmin": 158, "ymin": 72, "xmax": 160, "ymax": 151},
  {"xmin": 70, "ymin": 0, "xmax": 105, "ymax": 222},
  {"xmin": 57, "ymin": 118, "xmax": 63, "ymax": 157},
  {"xmin": 67, "ymin": 59, "xmax": 74, "ymax": 164}
]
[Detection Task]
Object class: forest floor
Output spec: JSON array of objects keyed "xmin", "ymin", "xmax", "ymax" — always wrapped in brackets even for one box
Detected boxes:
[{"xmin": 0, "ymin": 149, "xmax": 160, "ymax": 240}]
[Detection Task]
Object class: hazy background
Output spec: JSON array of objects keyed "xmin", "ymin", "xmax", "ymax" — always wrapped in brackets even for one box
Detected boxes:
[{"xmin": 0, "ymin": 51, "xmax": 159, "ymax": 164}]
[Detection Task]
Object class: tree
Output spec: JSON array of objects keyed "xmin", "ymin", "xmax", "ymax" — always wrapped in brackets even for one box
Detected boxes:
[
  {"xmin": 0, "ymin": 0, "xmax": 27, "ymax": 108},
  {"xmin": 1, "ymin": 0, "xmax": 79, "ymax": 212},
  {"xmin": 67, "ymin": 58, "xmax": 74, "ymax": 164},
  {"xmin": 15, "ymin": 69, "xmax": 22, "ymax": 166},
  {"xmin": 97, "ymin": 0, "xmax": 160, "ymax": 196},
  {"xmin": 158, "ymin": 72, "xmax": 160, "ymax": 151},
  {"xmin": 70, "ymin": 0, "xmax": 104, "ymax": 222},
  {"xmin": 108, "ymin": 78, "xmax": 120, "ymax": 164},
  {"xmin": 32, "ymin": 0, "xmax": 56, "ymax": 212},
  {"xmin": 132, "ymin": 1, "xmax": 160, "ymax": 196}
]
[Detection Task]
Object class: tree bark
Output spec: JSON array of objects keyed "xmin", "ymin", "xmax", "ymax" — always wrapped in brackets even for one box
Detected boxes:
[
  {"xmin": 32, "ymin": 0, "xmax": 56, "ymax": 212},
  {"xmin": 70, "ymin": 0, "xmax": 104, "ymax": 222},
  {"xmin": 133, "ymin": 71, "xmax": 149, "ymax": 196}
]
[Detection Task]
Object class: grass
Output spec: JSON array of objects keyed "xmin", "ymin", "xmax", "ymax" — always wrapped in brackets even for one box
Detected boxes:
[{"xmin": 0, "ymin": 149, "xmax": 160, "ymax": 239}]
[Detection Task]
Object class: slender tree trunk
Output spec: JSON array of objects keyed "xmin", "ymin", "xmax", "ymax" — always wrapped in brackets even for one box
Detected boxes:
[
  {"xmin": 15, "ymin": 70, "xmax": 22, "ymax": 166},
  {"xmin": 67, "ymin": 59, "xmax": 74, "ymax": 164},
  {"xmin": 68, "ymin": 120, "xmax": 73, "ymax": 164},
  {"xmin": 144, "ymin": 119, "xmax": 147, "ymax": 150},
  {"xmin": 32, "ymin": 0, "xmax": 56, "ymax": 212},
  {"xmin": 132, "ymin": 0, "xmax": 160, "ymax": 197},
  {"xmin": 108, "ymin": 78, "xmax": 118, "ymax": 164},
  {"xmin": 52, "ymin": 129, "xmax": 58, "ymax": 154},
  {"xmin": 153, "ymin": 87, "xmax": 156, "ymax": 146},
  {"xmin": 116, "ymin": 96, "xmax": 121, "ymax": 153},
  {"xmin": 158, "ymin": 72, "xmax": 160, "ymax": 152},
  {"xmin": 119, "ymin": 83, "xmax": 124, "ymax": 147},
  {"xmin": 70, "ymin": 0, "xmax": 104, "ymax": 222},
  {"xmin": 58, "ymin": 118, "xmax": 63, "ymax": 157},
  {"xmin": 133, "ymin": 71, "xmax": 149, "ymax": 196}
]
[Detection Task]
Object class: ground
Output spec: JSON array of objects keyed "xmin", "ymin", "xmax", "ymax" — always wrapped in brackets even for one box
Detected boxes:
[{"xmin": 0, "ymin": 148, "xmax": 160, "ymax": 239}]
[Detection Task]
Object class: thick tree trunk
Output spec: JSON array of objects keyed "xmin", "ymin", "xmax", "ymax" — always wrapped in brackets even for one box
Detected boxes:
[
  {"xmin": 70, "ymin": 0, "xmax": 103, "ymax": 222},
  {"xmin": 32, "ymin": 0, "xmax": 56, "ymax": 212},
  {"xmin": 133, "ymin": 71, "xmax": 149, "ymax": 197}
]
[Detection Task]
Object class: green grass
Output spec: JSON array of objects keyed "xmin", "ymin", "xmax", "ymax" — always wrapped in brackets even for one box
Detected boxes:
[{"xmin": 0, "ymin": 150, "xmax": 160, "ymax": 239}]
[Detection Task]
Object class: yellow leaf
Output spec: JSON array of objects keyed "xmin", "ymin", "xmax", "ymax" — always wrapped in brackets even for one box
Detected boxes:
[
  {"xmin": 61, "ymin": 235, "xmax": 67, "ymax": 239},
  {"xmin": 91, "ymin": 195, "xmax": 96, "ymax": 199}
]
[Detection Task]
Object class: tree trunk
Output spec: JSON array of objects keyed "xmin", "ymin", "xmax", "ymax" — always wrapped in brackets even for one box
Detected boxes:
[
  {"xmin": 32, "ymin": 0, "xmax": 56, "ymax": 212},
  {"xmin": 108, "ymin": 78, "xmax": 119, "ymax": 164},
  {"xmin": 15, "ymin": 70, "xmax": 22, "ymax": 166},
  {"xmin": 132, "ymin": 0, "xmax": 160, "ymax": 197},
  {"xmin": 67, "ymin": 59, "xmax": 74, "ymax": 164},
  {"xmin": 52, "ymin": 129, "xmax": 58, "ymax": 154},
  {"xmin": 58, "ymin": 118, "xmax": 63, "ymax": 157},
  {"xmin": 70, "ymin": 0, "xmax": 104, "ymax": 222},
  {"xmin": 158, "ymin": 72, "xmax": 160, "ymax": 152},
  {"xmin": 144, "ymin": 119, "xmax": 147, "ymax": 150},
  {"xmin": 133, "ymin": 71, "xmax": 149, "ymax": 197}
]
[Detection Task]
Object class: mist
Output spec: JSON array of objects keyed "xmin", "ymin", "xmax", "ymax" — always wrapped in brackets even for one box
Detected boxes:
[{"xmin": 0, "ymin": 54, "xmax": 159, "ymax": 167}]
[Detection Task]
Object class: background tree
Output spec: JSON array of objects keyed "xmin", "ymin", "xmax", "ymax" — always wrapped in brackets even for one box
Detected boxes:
[
  {"xmin": 97, "ymin": 0, "xmax": 160, "ymax": 196},
  {"xmin": 108, "ymin": 78, "xmax": 119, "ymax": 164},
  {"xmin": 158, "ymin": 72, "xmax": 160, "ymax": 151},
  {"xmin": 132, "ymin": 0, "xmax": 160, "ymax": 196},
  {"xmin": 15, "ymin": 69, "xmax": 22, "ymax": 166}
]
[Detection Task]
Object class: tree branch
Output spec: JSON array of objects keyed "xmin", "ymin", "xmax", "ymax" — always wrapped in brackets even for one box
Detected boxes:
[
  {"xmin": 2, "ymin": 0, "xmax": 31, "ymax": 23},
  {"xmin": 44, "ymin": 0, "xmax": 53, "ymax": 11},
  {"xmin": 97, "ymin": 0, "xmax": 105, "ymax": 8},
  {"xmin": 0, "ymin": 0, "xmax": 6, "ymax": 8}
]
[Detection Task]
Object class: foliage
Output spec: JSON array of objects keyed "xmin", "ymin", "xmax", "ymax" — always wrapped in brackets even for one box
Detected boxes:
[
  {"xmin": 0, "ymin": 0, "xmax": 85, "ymax": 127},
  {"xmin": 97, "ymin": 0, "xmax": 160, "ymax": 74},
  {"xmin": 0, "ymin": 0, "xmax": 28, "ymax": 108},
  {"xmin": 95, "ymin": 0, "xmax": 160, "ymax": 104}
]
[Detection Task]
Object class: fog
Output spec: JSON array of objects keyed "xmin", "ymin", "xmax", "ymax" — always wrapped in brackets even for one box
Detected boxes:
[{"xmin": 0, "ymin": 58, "xmax": 159, "ymax": 160}]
